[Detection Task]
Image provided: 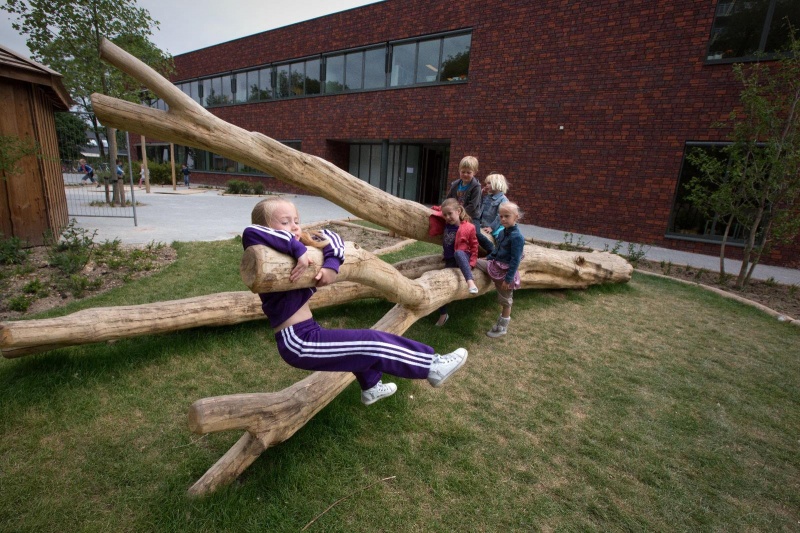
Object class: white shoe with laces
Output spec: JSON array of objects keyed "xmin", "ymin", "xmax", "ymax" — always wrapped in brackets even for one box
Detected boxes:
[
  {"xmin": 427, "ymin": 348, "xmax": 468, "ymax": 387},
  {"xmin": 361, "ymin": 380, "xmax": 397, "ymax": 405}
]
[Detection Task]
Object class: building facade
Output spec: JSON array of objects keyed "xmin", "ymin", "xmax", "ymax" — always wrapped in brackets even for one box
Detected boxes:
[{"xmin": 164, "ymin": 0, "xmax": 800, "ymax": 267}]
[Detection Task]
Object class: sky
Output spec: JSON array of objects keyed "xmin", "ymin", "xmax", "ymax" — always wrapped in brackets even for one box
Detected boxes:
[{"xmin": 0, "ymin": 0, "xmax": 383, "ymax": 59}]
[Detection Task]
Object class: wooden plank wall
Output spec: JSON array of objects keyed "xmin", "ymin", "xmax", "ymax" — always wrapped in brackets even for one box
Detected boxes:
[
  {"xmin": 31, "ymin": 86, "xmax": 68, "ymax": 237},
  {"xmin": 0, "ymin": 79, "xmax": 65, "ymax": 246}
]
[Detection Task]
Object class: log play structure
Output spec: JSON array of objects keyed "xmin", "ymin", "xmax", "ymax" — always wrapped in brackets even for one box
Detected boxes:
[{"xmin": 0, "ymin": 39, "xmax": 633, "ymax": 496}]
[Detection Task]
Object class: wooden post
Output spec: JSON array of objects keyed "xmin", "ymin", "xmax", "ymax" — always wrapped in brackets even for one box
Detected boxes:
[
  {"xmin": 141, "ymin": 134, "xmax": 150, "ymax": 193},
  {"xmin": 170, "ymin": 143, "xmax": 176, "ymax": 190}
]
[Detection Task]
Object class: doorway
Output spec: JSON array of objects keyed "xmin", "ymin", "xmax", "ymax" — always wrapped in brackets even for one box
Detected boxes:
[{"xmin": 348, "ymin": 142, "xmax": 449, "ymax": 204}]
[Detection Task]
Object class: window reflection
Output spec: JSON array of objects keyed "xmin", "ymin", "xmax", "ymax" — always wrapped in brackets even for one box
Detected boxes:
[
  {"xmin": 707, "ymin": 0, "xmax": 800, "ymax": 61},
  {"xmin": 416, "ymin": 39, "xmax": 441, "ymax": 84},
  {"xmin": 179, "ymin": 31, "xmax": 471, "ymax": 106},
  {"xmin": 326, "ymin": 54, "xmax": 345, "ymax": 93},
  {"xmin": 364, "ymin": 47, "xmax": 386, "ymax": 89},
  {"xmin": 390, "ymin": 42, "xmax": 415, "ymax": 87}
]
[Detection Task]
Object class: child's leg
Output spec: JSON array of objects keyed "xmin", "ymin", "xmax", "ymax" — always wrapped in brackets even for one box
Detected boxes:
[
  {"xmin": 453, "ymin": 250, "xmax": 474, "ymax": 281},
  {"xmin": 276, "ymin": 319, "xmax": 434, "ymax": 390},
  {"xmin": 474, "ymin": 222, "xmax": 495, "ymax": 253}
]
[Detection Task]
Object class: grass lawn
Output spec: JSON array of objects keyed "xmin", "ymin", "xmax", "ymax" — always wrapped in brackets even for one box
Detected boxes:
[{"xmin": 1, "ymin": 238, "xmax": 798, "ymax": 532}]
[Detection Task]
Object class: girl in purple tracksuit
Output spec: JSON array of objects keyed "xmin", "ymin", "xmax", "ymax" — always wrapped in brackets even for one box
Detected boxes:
[{"xmin": 242, "ymin": 197, "xmax": 468, "ymax": 406}]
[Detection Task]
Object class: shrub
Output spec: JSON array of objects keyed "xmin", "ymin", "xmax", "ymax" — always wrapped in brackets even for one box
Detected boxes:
[
  {"xmin": 8, "ymin": 295, "xmax": 32, "ymax": 312},
  {"xmin": 0, "ymin": 233, "xmax": 29, "ymax": 265},
  {"xmin": 46, "ymin": 220, "xmax": 97, "ymax": 275},
  {"xmin": 225, "ymin": 180, "xmax": 253, "ymax": 194},
  {"xmin": 22, "ymin": 278, "xmax": 48, "ymax": 298},
  {"xmin": 252, "ymin": 183, "xmax": 265, "ymax": 195}
]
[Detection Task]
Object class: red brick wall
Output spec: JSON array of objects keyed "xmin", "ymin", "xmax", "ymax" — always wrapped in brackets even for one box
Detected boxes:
[{"xmin": 170, "ymin": 0, "xmax": 800, "ymax": 267}]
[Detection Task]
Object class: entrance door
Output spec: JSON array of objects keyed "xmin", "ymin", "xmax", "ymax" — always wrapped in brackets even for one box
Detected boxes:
[{"xmin": 348, "ymin": 142, "xmax": 449, "ymax": 203}]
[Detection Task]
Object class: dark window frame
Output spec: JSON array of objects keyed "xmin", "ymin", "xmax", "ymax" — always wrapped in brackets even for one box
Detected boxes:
[
  {"xmin": 705, "ymin": 0, "xmax": 799, "ymax": 64},
  {"xmin": 175, "ymin": 29, "xmax": 471, "ymax": 107}
]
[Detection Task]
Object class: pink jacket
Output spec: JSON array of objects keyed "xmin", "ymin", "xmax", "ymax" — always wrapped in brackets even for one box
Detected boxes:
[{"xmin": 455, "ymin": 222, "xmax": 478, "ymax": 267}]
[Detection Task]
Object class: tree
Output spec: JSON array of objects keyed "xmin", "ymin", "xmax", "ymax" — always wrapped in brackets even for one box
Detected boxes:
[
  {"xmin": 686, "ymin": 28, "xmax": 800, "ymax": 288},
  {"xmin": 54, "ymin": 112, "xmax": 87, "ymax": 162},
  {"xmin": 2, "ymin": 0, "xmax": 173, "ymax": 204}
]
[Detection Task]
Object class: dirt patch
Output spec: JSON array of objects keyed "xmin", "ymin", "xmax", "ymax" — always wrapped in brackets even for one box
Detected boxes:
[
  {"xmin": 0, "ymin": 244, "xmax": 177, "ymax": 321},
  {"xmin": 2, "ymin": 224, "xmax": 797, "ymax": 322}
]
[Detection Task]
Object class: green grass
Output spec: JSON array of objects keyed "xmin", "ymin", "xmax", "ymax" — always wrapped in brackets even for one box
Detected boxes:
[{"xmin": 1, "ymin": 239, "xmax": 799, "ymax": 532}]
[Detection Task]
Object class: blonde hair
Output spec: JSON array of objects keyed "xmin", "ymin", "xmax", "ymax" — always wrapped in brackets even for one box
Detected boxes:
[
  {"xmin": 250, "ymin": 197, "xmax": 329, "ymax": 248},
  {"xmin": 499, "ymin": 201, "xmax": 522, "ymax": 221},
  {"xmin": 440, "ymin": 198, "xmax": 472, "ymax": 223},
  {"xmin": 484, "ymin": 173, "xmax": 508, "ymax": 194},
  {"xmin": 459, "ymin": 155, "xmax": 479, "ymax": 173}
]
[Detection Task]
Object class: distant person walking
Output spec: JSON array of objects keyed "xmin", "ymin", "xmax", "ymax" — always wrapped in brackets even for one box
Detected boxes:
[
  {"xmin": 78, "ymin": 159, "xmax": 98, "ymax": 186},
  {"xmin": 181, "ymin": 164, "xmax": 191, "ymax": 188}
]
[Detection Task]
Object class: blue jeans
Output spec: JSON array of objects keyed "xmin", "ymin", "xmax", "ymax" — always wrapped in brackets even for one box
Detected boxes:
[
  {"xmin": 475, "ymin": 222, "xmax": 495, "ymax": 253},
  {"xmin": 439, "ymin": 251, "xmax": 474, "ymax": 316}
]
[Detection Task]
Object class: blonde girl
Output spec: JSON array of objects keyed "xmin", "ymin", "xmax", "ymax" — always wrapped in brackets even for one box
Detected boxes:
[
  {"xmin": 242, "ymin": 197, "xmax": 468, "ymax": 405},
  {"xmin": 435, "ymin": 198, "xmax": 479, "ymax": 326}
]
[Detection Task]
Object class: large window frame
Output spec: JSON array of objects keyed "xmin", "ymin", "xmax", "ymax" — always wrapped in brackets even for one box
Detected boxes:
[
  {"xmin": 666, "ymin": 142, "xmax": 766, "ymax": 246},
  {"xmin": 175, "ymin": 29, "xmax": 471, "ymax": 107},
  {"xmin": 706, "ymin": 0, "xmax": 800, "ymax": 63}
]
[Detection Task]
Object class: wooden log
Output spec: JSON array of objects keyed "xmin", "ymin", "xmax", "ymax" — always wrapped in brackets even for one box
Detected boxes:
[{"xmin": 0, "ymin": 255, "xmax": 438, "ymax": 359}]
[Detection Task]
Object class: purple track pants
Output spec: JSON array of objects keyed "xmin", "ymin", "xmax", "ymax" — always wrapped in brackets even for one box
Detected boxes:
[{"xmin": 275, "ymin": 318, "xmax": 435, "ymax": 390}]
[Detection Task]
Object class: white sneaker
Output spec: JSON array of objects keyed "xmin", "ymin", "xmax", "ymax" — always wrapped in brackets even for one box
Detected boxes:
[
  {"xmin": 427, "ymin": 348, "xmax": 468, "ymax": 387},
  {"xmin": 469, "ymin": 286, "xmax": 479, "ymax": 294},
  {"xmin": 361, "ymin": 380, "xmax": 397, "ymax": 405},
  {"xmin": 487, "ymin": 317, "xmax": 510, "ymax": 338}
]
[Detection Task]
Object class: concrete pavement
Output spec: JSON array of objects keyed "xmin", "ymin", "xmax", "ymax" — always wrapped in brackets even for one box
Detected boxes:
[{"xmin": 71, "ymin": 186, "xmax": 800, "ymax": 285}]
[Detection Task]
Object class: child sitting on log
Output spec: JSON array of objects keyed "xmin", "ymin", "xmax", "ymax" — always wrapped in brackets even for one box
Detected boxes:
[
  {"xmin": 435, "ymin": 198, "xmax": 479, "ymax": 327},
  {"xmin": 477, "ymin": 202, "xmax": 525, "ymax": 338},
  {"xmin": 241, "ymin": 197, "xmax": 469, "ymax": 405}
]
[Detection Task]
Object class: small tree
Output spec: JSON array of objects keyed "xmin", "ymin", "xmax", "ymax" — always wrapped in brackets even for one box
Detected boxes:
[
  {"xmin": 0, "ymin": 135, "xmax": 40, "ymax": 179},
  {"xmin": 686, "ymin": 28, "xmax": 800, "ymax": 288}
]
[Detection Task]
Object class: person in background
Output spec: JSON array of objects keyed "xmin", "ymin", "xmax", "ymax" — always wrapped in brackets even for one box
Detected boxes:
[
  {"xmin": 78, "ymin": 159, "xmax": 97, "ymax": 186},
  {"xmin": 181, "ymin": 163, "xmax": 191, "ymax": 188}
]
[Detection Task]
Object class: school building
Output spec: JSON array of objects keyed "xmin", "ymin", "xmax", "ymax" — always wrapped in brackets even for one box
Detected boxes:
[{"xmin": 154, "ymin": 0, "xmax": 800, "ymax": 267}]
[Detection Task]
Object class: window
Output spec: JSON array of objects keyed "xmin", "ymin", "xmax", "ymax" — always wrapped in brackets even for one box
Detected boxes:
[
  {"xmin": 707, "ymin": 0, "xmax": 800, "ymax": 62},
  {"xmin": 363, "ymin": 47, "xmax": 386, "ymax": 89},
  {"xmin": 289, "ymin": 61, "xmax": 305, "ymax": 96},
  {"xmin": 345, "ymin": 51, "xmax": 364, "ymax": 90},
  {"xmin": 259, "ymin": 67, "xmax": 273, "ymax": 100},
  {"xmin": 305, "ymin": 58, "xmax": 321, "ymax": 95},
  {"xmin": 325, "ymin": 54, "xmax": 345, "ymax": 93},
  {"xmin": 178, "ymin": 30, "xmax": 471, "ymax": 106},
  {"xmin": 441, "ymin": 34, "xmax": 471, "ymax": 81},
  {"xmin": 246, "ymin": 70, "xmax": 260, "ymax": 102},
  {"xmin": 668, "ymin": 143, "xmax": 751, "ymax": 244},
  {"xmin": 390, "ymin": 42, "xmax": 416, "ymax": 87},
  {"xmin": 416, "ymin": 39, "xmax": 441, "ymax": 83},
  {"xmin": 234, "ymin": 72, "xmax": 248, "ymax": 103},
  {"xmin": 276, "ymin": 64, "xmax": 290, "ymax": 98}
]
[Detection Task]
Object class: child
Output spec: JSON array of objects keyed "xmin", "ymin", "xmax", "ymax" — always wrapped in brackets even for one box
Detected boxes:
[
  {"xmin": 445, "ymin": 155, "xmax": 494, "ymax": 253},
  {"xmin": 115, "ymin": 160, "xmax": 124, "ymax": 181},
  {"xmin": 476, "ymin": 202, "xmax": 525, "ymax": 338},
  {"xmin": 241, "ymin": 197, "xmax": 468, "ymax": 405},
  {"xmin": 181, "ymin": 163, "xmax": 191, "ymax": 187},
  {"xmin": 478, "ymin": 173, "xmax": 509, "ymax": 238},
  {"xmin": 78, "ymin": 159, "xmax": 97, "ymax": 186},
  {"xmin": 435, "ymin": 198, "xmax": 479, "ymax": 327}
]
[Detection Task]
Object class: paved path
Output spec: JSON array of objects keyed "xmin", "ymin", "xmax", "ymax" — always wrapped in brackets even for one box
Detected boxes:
[{"xmin": 72, "ymin": 186, "xmax": 800, "ymax": 285}]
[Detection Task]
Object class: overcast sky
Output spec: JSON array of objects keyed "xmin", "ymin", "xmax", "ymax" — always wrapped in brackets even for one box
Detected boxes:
[{"xmin": 0, "ymin": 0, "xmax": 382, "ymax": 59}]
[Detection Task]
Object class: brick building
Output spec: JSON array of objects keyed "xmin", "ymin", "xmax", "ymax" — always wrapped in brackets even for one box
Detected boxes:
[{"xmin": 158, "ymin": 0, "xmax": 800, "ymax": 267}]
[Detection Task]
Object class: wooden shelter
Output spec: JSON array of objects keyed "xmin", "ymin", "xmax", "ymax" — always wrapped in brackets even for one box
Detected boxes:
[{"xmin": 0, "ymin": 45, "xmax": 71, "ymax": 245}]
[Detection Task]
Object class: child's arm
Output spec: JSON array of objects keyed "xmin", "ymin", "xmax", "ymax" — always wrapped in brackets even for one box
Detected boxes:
[
  {"xmin": 503, "ymin": 232, "xmax": 525, "ymax": 285},
  {"xmin": 242, "ymin": 225, "xmax": 311, "ymax": 282},
  {"xmin": 314, "ymin": 229, "xmax": 345, "ymax": 287}
]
